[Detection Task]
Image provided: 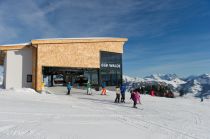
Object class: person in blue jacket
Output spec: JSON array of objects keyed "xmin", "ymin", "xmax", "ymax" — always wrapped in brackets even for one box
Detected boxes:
[
  {"xmin": 66, "ymin": 82, "xmax": 72, "ymax": 95},
  {"xmin": 120, "ymin": 84, "xmax": 126, "ymax": 103}
]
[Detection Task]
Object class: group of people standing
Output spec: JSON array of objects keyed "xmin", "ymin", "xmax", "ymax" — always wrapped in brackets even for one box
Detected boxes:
[
  {"xmin": 66, "ymin": 81, "xmax": 92, "ymax": 95},
  {"xmin": 66, "ymin": 81, "xmax": 141, "ymax": 108},
  {"xmin": 114, "ymin": 85, "xmax": 126, "ymax": 103},
  {"xmin": 115, "ymin": 85, "xmax": 141, "ymax": 108}
]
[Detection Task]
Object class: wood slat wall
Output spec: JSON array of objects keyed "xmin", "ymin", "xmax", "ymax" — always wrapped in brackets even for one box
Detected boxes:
[{"xmin": 34, "ymin": 41, "xmax": 126, "ymax": 91}]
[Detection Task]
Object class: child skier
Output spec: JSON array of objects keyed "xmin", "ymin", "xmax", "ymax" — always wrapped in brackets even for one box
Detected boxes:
[
  {"xmin": 86, "ymin": 81, "xmax": 92, "ymax": 95},
  {"xmin": 200, "ymin": 94, "xmax": 204, "ymax": 102},
  {"xmin": 115, "ymin": 86, "xmax": 120, "ymax": 103},
  {"xmin": 66, "ymin": 82, "xmax": 72, "ymax": 95},
  {"xmin": 101, "ymin": 81, "xmax": 106, "ymax": 95},
  {"xmin": 130, "ymin": 89, "xmax": 141, "ymax": 108}
]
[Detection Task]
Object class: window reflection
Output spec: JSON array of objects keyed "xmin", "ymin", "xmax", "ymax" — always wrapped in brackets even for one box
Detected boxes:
[{"xmin": 100, "ymin": 51, "xmax": 122, "ymax": 86}]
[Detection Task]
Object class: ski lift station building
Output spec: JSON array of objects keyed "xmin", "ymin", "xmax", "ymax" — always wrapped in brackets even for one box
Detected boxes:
[{"xmin": 0, "ymin": 38, "xmax": 128, "ymax": 92}]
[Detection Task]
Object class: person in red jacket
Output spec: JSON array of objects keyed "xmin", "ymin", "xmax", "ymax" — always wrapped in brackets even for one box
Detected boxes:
[{"xmin": 150, "ymin": 89, "xmax": 155, "ymax": 96}]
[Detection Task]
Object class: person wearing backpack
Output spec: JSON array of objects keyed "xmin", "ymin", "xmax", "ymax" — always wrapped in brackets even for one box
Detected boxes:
[
  {"xmin": 66, "ymin": 82, "xmax": 72, "ymax": 95},
  {"xmin": 120, "ymin": 84, "xmax": 126, "ymax": 103},
  {"xmin": 130, "ymin": 89, "xmax": 141, "ymax": 108}
]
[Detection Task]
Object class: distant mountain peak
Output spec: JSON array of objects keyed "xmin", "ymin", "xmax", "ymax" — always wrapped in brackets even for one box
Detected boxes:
[
  {"xmin": 123, "ymin": 75, "xmax": 144, "ymax": 83},
  {"xmin": 144, "ymin": 73, "xmax": 179, "ymax": 81},
  {"xmin": 123, "ymin": 74, "xmax": 185, "ymax": 88}
]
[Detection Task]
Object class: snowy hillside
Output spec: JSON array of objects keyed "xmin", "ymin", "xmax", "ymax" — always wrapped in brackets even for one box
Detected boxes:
[
  {"xmin": 124, "ymin": 74, "xmax": 186, "ymax": 88},
  {"xmin": 145, "ymin": 73, "xmax": 178, "ymax": 81},
  {"xmin": 144, "ymin": 74, "xmax": 186, "ymax": 88},
  {"xmin": 123, "ymin": 74, "xmax": 210, "ymax": 97},
  {"xmin": 123, "ymin": 75, "xmax": 144, "ymax": 83},
  {"xmin": 180, "ymin": 74, "xmax": 210, "ymax": 97},
  {"xmin": 0, "ymin": 87, "xmax": 210, "ymax": 139}
]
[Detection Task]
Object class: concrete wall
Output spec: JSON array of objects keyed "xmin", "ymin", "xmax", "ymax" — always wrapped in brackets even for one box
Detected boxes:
[{"xmin": 4, "ymin": 48, "xmax": 32, "ymax": 89}]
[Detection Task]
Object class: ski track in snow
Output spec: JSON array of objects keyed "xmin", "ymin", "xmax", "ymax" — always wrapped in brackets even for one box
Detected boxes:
[
  {"xmin": 101, "ymin": 103, "xmax": 201, "ymax": 139},
  {"xmin": 0, "ymin": 87, "xmax": 210, "ymax": 139}
]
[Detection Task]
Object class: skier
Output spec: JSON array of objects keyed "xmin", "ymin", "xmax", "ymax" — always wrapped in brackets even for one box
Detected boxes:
[
  {"xmin": 66, "ymin": 82, "xmax": 72, "ymax": 95},
  {"xmin": 115, "ymin": 86, "xmax": 120, "ymax": 103},
  {"xmin": 120, "ymin": 84, "xmax": 126, "ymax": 103},
  {"xmin": 101, "ymin": 81, "xmax": 106, "ymax": 95},
  {"xmin": 135, "ymin": 90, "xmax": 141, "ymax": 104},
  {"xmin": 130, "ymin": 89, "xmax": 141, "ymax": 108},
  {"xmin": 86, "ymin": 81, "xmax": 92, "ymax": 95},
  {"xmin": 150, "ymin": 89, "xmax": 155, "ymax": 96},
  {"xmin": 200, "ymin": 94, "xmax": 204, "ymax": 102}
]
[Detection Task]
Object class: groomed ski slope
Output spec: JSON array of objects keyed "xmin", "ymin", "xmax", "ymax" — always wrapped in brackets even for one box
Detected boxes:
[{"xmin": 0, "ymin": 87, "xmax": 209, "ymax": 139}]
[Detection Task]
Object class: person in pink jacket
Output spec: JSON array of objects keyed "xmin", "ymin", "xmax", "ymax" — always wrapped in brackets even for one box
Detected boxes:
[{"xmin": 130, "ymin": 89, "xmax": 141, "ymax": 108}]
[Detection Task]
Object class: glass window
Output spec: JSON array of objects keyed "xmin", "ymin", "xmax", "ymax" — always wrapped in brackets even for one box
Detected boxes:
[
  {"xmin": 84, "ymin": 69, "xmax": 99, "ymax": 85},
  {"xmin": 42, "ymin": 67, "xmax": 99, "ymax": 86},
  {"xmin": 100, "ymin": 51, "xmax": 122, "ymax": 86},
  {"xmin": 27, "ymin": 75, "xmax": 32, "ymax": 82}
]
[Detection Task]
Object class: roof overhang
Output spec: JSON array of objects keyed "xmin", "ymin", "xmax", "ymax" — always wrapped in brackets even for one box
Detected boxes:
[
  {"xmin": 0, "ymin": 44, "xmax": 31, "ymax": 51},
  {"xmin": 31, "ymin": 37, "xmax": 128, "ymax": 45},
  {"xmin": 0, "ymin": 37, "xmax": 128, "ymax": 50}
]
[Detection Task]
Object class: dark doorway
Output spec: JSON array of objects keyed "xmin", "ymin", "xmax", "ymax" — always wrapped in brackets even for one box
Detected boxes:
[{"xmin": 42, "ymin": 67, "xmax": 99, "ymax": 87}]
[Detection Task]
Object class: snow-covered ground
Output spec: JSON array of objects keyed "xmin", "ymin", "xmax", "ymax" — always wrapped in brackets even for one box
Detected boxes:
[{"xmin": 0, "ymin": 87, "xmax": 210, "ymax": 139}]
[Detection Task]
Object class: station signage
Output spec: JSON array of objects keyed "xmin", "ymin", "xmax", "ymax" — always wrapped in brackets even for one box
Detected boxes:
[{"xmin": 101, "ymin": 63, "xmax": 121, "ymax": 68}]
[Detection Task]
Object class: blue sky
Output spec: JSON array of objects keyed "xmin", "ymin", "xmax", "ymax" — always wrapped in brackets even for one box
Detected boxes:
[{"xmin": 0, "ymin": 0, "xmax": 210, "ymax": 77}]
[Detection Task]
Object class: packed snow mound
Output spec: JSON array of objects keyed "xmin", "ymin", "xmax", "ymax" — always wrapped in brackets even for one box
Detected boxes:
[
  {"xmin": 11, "ymin": 88, "xmax": 38, "ymax": 94},
  {"xmin": 0, "ymin": 88, "xmax": 38, "ymax": 95}
]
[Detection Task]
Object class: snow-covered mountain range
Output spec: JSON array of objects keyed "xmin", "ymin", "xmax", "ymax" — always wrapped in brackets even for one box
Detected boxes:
[
  {"xmin": 123, "ymin": 73, "xmax": 210, "ymax": 97},
  {"xmin": 180, "ymin": 74, "xmax": 210, "ymax": 97},
  {"xmin": 123, "ymin": 74, "xmax": 186, "ymax": 88}
]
